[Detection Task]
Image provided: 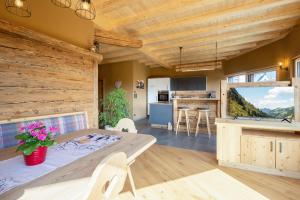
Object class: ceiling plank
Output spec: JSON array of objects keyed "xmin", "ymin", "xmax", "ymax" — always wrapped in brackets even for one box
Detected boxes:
[
  {"xmin": 94, "ymin": 28, "xmax": 143, "ymax": 48},
  {"xmin": 137, "ymin": 0, "xmax": 299, "ymax": 35},
  {"xmin": 143, "ymin": 6, "xmax": 300, "ymax": 44}
]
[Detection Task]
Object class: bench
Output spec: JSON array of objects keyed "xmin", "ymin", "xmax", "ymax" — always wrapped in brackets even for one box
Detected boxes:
[{"xmin": 0, "ymin": 112, "xmax": 89, "ymax": 149}]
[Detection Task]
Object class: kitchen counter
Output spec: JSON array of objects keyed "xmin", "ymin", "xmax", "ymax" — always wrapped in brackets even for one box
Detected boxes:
[
  {"xmin": 173, "ymin": 98, "xmax": 220, "ymax": 101},
  {"xmin": 150, "ymin": 102, "xmax": 173, "ymax": 105}
]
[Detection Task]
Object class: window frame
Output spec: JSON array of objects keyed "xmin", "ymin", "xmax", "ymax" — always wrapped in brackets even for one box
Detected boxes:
[
  {"xmin": 295, "ymin": 58, "xmax": 300, "ymax": 78},
  {"xmin": 227, "ymin": 67, "xmax": 277, "ymax": 83}
]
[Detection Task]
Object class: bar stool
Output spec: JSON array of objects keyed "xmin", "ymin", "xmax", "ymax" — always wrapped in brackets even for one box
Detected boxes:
[
  {"xmin": 195, "ymin": 107, "xmax": 211, "ymax": 139},
  {"xmin": 175, "ymin": 106, "xmax": 191, "ymax": 136}
]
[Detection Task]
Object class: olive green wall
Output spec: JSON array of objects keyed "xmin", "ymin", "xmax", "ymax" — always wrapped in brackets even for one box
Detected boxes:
[
  {"xmin": 223, "ymin": 26, "xmax": 300, "ymax": 80},
  {"xmin": 0, "ymin": 0, "xmax": 94, "ymax": 48}
]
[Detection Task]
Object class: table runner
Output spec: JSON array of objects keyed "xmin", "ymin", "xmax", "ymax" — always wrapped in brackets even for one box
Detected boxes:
[{"xmin": 0, "ymin": 133, "xmax": 121, "ymax": 195}]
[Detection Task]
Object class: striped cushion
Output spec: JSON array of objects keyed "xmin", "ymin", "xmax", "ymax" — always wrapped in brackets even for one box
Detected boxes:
[{"xmin": 0, "ymin": 113, "xmax": 88, "ymax": 149}]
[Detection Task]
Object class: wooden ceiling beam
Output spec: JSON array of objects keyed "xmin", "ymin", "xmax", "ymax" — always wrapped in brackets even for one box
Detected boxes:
[
  {"xmin": 138, "ymin": 48, "xmax": 171, "ymax": 68},
  {"xmin": 145, "ymin": 26, "xmax": 290, "ymax": 55},
  {"xmin": 166, "ymin": 51, "xmax": 240, "ymax": 64},
  {"xmin": 144, "ymin": 20, "xmax": 295, "ymax": 50},
  {"xmin": 160, "ymin": 43, "xmax": 258, "ymax": 59},
  {"xmin": 137, "ymin": 0, "xmax": 299, "ymax": 35},
  {"xmin": 112, "ymin": 0, "xmax": 218, "ymax": 27},
  {"xmin": 143, "ymin": 6, "xmax": 300, "ymax": 44},
  {"xmin": 151, "ymin": 31, "xmax": 284, "ymax": 54},
  {"xmin": 94, "ymin": 28, "xmax": 143, "ymax": 48},
  {"xmin": 103, "ymin": 50, "xmax": 139, "ymax": 59}
]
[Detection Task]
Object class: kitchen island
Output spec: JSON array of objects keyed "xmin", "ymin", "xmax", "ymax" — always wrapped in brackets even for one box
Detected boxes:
[
  {"xmin": 173, "ymin": 97, "xmax": 220, "ymax": 134},
  {"xmin": 149, "ymin": 102, "xmax": 173, "ymax": 127}
]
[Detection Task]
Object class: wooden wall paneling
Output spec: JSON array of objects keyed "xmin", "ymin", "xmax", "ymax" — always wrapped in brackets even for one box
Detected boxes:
[
  {"xmin": 93, "ymin": 60, "xmax": 99, "ymax": 128},
  {"xmin": 0, "ymin": 21, "xmax": 101, "ymax": 128}
]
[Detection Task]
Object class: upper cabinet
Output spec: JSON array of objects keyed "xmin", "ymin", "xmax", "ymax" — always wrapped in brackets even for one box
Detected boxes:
[{"xmin": 170, "ymin": 77, "xmax": 206, "ymax": 91}]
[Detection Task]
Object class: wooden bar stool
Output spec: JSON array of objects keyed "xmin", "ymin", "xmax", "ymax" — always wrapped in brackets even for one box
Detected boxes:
[
  {"xmin": 175, "ymin": 106, "xmax": 191, "ymax": 136},
  {"xmin": 195, "ymin": 107, "xmax": 211, "ymax": 139}
]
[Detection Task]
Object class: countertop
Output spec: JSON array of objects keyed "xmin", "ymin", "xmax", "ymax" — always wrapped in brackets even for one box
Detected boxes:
[
  {"xmin": 215, "ymin": 118, "xmax": 300, "ymax": 131},
  {"xmin": 149, "ymin": 102, "xmax": 173, "ymax": 105},
  {"xmin": 172, "ymin": 98, "xmax": 220, "ymax": 101}
]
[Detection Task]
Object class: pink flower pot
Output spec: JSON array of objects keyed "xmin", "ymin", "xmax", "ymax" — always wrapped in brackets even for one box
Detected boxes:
[{"xmin": 23, "ymin": 146, "xmax": 48, "ymax": 166}]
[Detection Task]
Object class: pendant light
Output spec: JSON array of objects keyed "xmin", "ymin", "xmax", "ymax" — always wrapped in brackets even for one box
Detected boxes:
[
  {"xmin": 215, "ymin": 41, "xmax": 218, "ymax": 68},
  {"xmin": 51, "ymin": 0, "xmax": 72, "ymax": 8},
  {"xmin": 5, "ymin": 0, "xmax": 31, "ymax": 17},
  {"xmin": 75, "ymin": 0, "xmax": 96, "ymax": 20},
  {"xmin": 179, "ymin": 46, "xmax": 183, "ymax": 68}
]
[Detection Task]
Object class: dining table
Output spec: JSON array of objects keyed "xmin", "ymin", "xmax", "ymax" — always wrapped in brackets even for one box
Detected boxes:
[{"xmin": 0, "ymin": 128, "xmax": 156, "ymax": 200}]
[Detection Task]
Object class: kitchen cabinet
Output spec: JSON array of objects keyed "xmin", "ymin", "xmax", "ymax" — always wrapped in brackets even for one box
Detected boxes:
[
  {"xmin": 276, "ymin": 138, "xmax": 300, "ymax": 172},
  {"xmin": 241, "ymin": 135, "xmax": 275, "ymax": 168}
]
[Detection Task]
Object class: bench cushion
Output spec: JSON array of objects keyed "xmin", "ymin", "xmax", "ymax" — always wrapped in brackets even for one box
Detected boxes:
[{"xmin": 0, "ymin": 112, "xmax": 88, "ymax": 149}]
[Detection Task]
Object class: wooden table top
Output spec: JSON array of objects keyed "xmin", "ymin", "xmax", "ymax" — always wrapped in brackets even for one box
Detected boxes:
[{"xmin": 0, "ymin": 129, "xmax": 156, "ymax": 200}]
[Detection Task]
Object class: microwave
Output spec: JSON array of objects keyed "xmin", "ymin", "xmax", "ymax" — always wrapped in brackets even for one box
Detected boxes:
[{"xmin": 158, "ymin": 91, "xmax": 169, "ymax": 102}]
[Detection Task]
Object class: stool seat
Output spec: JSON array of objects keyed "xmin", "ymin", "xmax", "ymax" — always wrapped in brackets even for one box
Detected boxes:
[
  {"xmin": 178, "ymin": 106, "xmax": 190, "ymax": 110},
  {"xmin": 197, "ymin": 107, "xmax": 210, "ymax": 111}
]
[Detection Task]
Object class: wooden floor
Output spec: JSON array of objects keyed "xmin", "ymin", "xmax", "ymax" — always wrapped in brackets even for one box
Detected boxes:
[{"xmin": 120, "ymin": 145, "xmax": 300, "ymax": 200}]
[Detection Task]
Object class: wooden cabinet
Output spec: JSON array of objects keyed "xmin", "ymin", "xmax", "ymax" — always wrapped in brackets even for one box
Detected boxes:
[
  {"xmin": 217, "ymin": 125, "xmax": 241, "ymax": 163},
  {"xmin": 276, "ymin": 138, "xmax": 300, "ymax": 172},
  {"xmin": 241, "ymin": 135, "xmax": 275, "ymax": 168},
  {"xmin": 241, "ymin": 134, "xmax": 300, "ymax": 172}
]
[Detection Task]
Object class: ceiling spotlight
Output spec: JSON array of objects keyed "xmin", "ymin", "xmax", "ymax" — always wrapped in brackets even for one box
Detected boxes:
[{"xmin": 5, "ymin": 0, "xmax": 31, "ymax": 17}]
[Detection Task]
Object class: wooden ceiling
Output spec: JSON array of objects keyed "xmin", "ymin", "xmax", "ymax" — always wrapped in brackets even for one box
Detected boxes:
[{"xmin": 90, "ymin": 0, "xmax": 300, "ymax": 70}]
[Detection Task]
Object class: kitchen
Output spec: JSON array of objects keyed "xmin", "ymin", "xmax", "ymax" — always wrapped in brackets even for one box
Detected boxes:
[{"xmin": 147, "ymin": 76, "xmax": 220, "ymax": 135}]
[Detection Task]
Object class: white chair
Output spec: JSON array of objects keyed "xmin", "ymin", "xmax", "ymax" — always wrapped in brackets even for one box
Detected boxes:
[
  {"xmin": 19, "ymin": 152, "xmax": 128, "ymax": 200},
  {"xmin": 115, "ymin": 118, "xmax": 138, "ymax": 133},
  {"xmin": 114, "ymin": 118, "xmax": 138, "ymax": 197}
]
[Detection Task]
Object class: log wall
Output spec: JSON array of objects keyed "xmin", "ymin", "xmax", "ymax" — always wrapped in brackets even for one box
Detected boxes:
[{"xmin": 0, "ymin": 24, "xmax": 99, "ymax": 128}]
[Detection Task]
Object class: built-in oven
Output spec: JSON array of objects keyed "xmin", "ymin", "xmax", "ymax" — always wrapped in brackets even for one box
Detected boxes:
[{"xmin": 158, "ymin": 90, "xmax": 169, "ymax": 102}]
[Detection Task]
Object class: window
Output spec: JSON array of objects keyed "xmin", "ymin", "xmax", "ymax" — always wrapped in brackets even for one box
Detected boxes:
[
  {"xmin": 296, "ymin": 58, "xmax": 300, "ymax": 78},
  {"xmin": 227, "ymin": 74, "xmax": 246, "ymax": 83},
  {"xmin": 252, "ymin": 70, "xmax": 276, "ymax": 82},
  {"xmin": 227, "ymin": 68, "xmax": 276, "ymax": 83}
]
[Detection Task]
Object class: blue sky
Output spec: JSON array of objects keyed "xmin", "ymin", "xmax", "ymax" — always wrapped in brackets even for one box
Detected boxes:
[{"xmin": 236, "ymin": 87, "xmax": 294, "ymax": 109}]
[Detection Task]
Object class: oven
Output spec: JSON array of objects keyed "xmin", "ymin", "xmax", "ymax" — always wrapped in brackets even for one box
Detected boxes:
[{"xmin": 158, "ymin": 90, "xmax": 169, "ymax": 102}]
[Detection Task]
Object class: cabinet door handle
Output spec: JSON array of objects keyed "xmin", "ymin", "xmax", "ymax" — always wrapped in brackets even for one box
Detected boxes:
[
  {"xmin": 270, "ymin": 141, "xmax": 273, "ymax": 152},
  {"xmin": 279, "ymin": 142, "xmax": 282, "ymax": 153}
]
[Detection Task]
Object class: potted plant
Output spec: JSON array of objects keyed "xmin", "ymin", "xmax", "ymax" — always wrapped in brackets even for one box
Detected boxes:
[
  {"xmin": 99, "ymin": 88, "xmax": 130, "ymax": 129},
  {"xmin": 15, "ymin": 122, "xmax": 57, "ymax": 166}
]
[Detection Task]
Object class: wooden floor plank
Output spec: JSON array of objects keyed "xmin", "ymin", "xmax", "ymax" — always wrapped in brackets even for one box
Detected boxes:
[{"xmin": 120, "ymin": 145, "xmax": 300, "ymax": 200}]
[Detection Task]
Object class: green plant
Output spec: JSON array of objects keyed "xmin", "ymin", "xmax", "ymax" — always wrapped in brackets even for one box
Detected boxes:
[
  {"xmin": 99, "ymin": 88, "xmax": 130, "ymax": 127},
  {"xmin": 15, "ymin": 122, "xmax": 57, "ymax": 155}
]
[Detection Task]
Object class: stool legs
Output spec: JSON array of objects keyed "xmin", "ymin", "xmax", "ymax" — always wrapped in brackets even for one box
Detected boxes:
[
  {"xmin": 205, "ymin": 111, "xmax": 211, "ymax": 139},
  {"xmin": 195, "ymin": 110, "xmax": 211, "ymax": 139},
  {"xmin": 195, "ymin": 111, "xmax": 201, "ymax": 137},
  {"xmin": 175, "ymin": 110, "xmax": 190, "ymax": 136},
  {"xmin": 185, "ymin": 110, "xmax": 190, "ymax": 136},
  {"xmin": 175, "ymin": 110, "xmax": 182, "ymax": 135}
]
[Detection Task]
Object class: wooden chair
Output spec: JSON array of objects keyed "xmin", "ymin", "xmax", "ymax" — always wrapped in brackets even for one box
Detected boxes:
[
  {"xmin": 20, "ymin": 152, "xmax": 128, "ymax": 200},
  {"xmin": 114, "ymin": 118, "xmax": 138, "ymax": 197},
  {"xmin": 115, "ymin": 118, "xmax": 138, "ymax": 133}
]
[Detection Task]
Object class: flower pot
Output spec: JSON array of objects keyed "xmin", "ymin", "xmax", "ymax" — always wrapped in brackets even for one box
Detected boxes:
[{"xmin": 23, "ymin": 146, "xmax": 48, "ymax": 166}]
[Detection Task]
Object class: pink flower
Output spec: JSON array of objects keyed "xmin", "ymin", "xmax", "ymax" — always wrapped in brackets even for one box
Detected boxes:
[
  {"xmin": 30, "ymin": 129, "xmax": 39, "ymax": 137},
  {"xmin": 37, "ymin": 134, "xmax": 47, "ymax": 141},
  {"xmin": 19, "ymin": 126, "xmax": 26, "ymax": 132},
  {"xmin": 49, "ymin": 126, "xmax": 58, "ymax": 135},
  {"xmin": 18, "ymin": 140, "xmax": 25, "ymax": 145}
]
